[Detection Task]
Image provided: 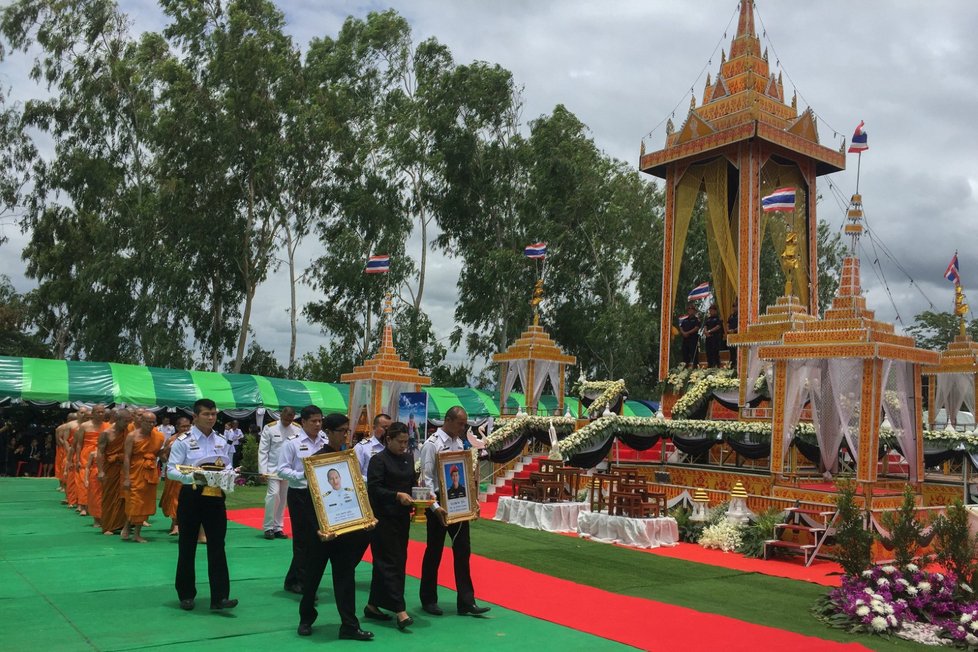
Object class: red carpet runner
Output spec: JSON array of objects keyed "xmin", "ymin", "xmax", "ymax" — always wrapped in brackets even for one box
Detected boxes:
[{"xmin": 228, "ymin": 507, "xmax": 866, "ymax": 651}]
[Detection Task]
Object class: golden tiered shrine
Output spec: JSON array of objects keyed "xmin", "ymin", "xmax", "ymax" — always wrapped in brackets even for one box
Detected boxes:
[
  {"xmin": 640, "ymin": 0, "xmax": 845, "ymax": 381},
  {"xmin": 493, "ymin": 281, "xmax": 576, "ymax": 417},
  {"xmin": 340, "ymin": 300, "xmax": 431, "ymax": 436},
  {"xmin": 926, "ymin": 286, "xmax": 978, "ymax": 429}
]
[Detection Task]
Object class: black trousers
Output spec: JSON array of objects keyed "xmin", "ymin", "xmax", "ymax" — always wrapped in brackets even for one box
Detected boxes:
[
  {"xmin": 285, "ymin": 488, "xmax": 317, "ymax": 590},
  {"xmin": 368, "ymin": 511, "xmax": 410, "ymax": 612},
  {"xmin": 419, "ymin": 510, "xmax": 474, "ymax": 608},
  {"xmin": 705, "ymin": 336, "xmax": 722, "ymax": 367},
  {"xmin": 175, "ymin": 485, "xmax": 230, "ymax": 604},
  {"xmin": 681, "ymin": 336, "xmax": 698, "ymax": 366},
  {"xmin": 300, "ymin": 530, "xmax": 369, "ymax": 630}
]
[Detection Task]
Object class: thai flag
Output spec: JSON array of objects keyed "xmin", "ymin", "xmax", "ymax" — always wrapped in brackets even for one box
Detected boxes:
[
  {"xmin": 761, "ymin": 187, "xmax": 796, "ymax": 212},
  {"xmin": 848, "ymin": 120, "xmax": 868, "ymax": 153},
  {"xmin": 945, "ymin": 253, "xmax": 961, "ymax": 285},
  {"xmin": 687, "ymin": 282, "xmax": 711, "ymax": 301},
  {"xmin": 524, "ymin": 242, "xmax": 547, "ymax": 259},
  {"xmin": 365, "ymin": 255, "xmax": 390, "ymax": 274}
]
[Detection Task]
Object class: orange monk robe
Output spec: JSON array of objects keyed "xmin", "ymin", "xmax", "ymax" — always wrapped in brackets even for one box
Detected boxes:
[
  {"xmin": 158, "ymin": 435, "xmax": 181, "ymax": 520},
  {"xmin": 87, "ymin": 453, "xmax": 102, "ymax": 519},
  {"xmin": 55, "ymin": 443, "xmax": 66, "ymax": 482},
  {"xmin": 65, "ymin": 429, "xmax": 78, "ymax": 505},
  {"xmin": 76, "ymin": 424, "xmax": 107, "ymax": 507},
  {"xmin": 126, "ymin": 429, "xmax": 164, "ymax": 522},
  {"xmin": 100, "ymin": 433, "xmax": 127, "ymax": 531}
]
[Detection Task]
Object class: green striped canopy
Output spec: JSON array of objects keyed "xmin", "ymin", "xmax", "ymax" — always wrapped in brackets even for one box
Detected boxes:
[{"xmin": 0, "ymin": 355, "xmax": 650, "ymax": 420}]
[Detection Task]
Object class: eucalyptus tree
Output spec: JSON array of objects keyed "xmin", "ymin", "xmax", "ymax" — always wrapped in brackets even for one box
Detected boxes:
[
  {"xmin": 1, "ymin": 0, "xmax": 189, "ymax": 364},
  {"xmin": 154, "ymin": 0, "xmax": 301, "ymax": 371}
]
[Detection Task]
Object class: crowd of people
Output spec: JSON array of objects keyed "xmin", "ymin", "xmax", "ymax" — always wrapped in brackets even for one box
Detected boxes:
[{"xmin": 38, "ymin": 397, "xmax": 491, "ymax": 642}]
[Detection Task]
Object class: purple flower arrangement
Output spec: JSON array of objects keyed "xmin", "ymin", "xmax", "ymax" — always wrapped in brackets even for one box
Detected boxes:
[{"xmin": 821, "ymin": 564, "xmax": 978, "ymax": 646}]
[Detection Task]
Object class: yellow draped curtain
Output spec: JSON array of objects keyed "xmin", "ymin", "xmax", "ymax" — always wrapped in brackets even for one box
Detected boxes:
[
  {"xmin": 760, "ymin": 161, "xmax": 809, "ymax": 307},
  {"xmin": 671, "ymin": 159, "xmax": 738, "ymax": 321}
]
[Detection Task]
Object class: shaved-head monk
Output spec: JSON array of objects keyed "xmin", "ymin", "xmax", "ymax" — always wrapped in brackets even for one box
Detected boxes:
[
  {"xmin": 65, "ymin": 407, "xmax": 91, "ymax": 510},
  {"xmin": 54, "ymin": 413, "xmax": 77, "ymax": 500},
  {"xmin": 74, "ymin": 404, "xmax": 109, "ymax": 518},
  {"xmin": 99, "ymin": 409, "xmax": 133, "ymax": 535},
  {"xmin": 123, "ymin": 411, "xmax": 164, "ymax": 543}
]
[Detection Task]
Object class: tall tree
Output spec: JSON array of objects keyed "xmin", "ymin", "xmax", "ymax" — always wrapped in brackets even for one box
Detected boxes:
[
  {"xmin": 155, "ymin": 0, "xmax": 301, "ymax": 371},
  {"xmin": 907, "ymin": 310, "xmax": 978, "ymax": 351},
  {"xmin": 2, "ymin": 0, "xmax": 190, "ymax": 365}
]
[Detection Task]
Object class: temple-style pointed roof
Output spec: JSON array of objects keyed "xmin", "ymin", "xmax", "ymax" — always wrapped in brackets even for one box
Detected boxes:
[
  {"xmin": 492, "ymin": 324, "xmax": 576, "ymax": 365},
  {"xmin": 932, "ymin": 333, "xmax": 978, "ymax": 374},
  {"xmin": 340, "ymin": 321, "xmax": 432, "ymax": 385},
  {"xmin": 640, "ymin": 0, "xmax": 845, "ymax": 178},
  {"xmin": 758, "ymin": 256, "xmax": 939, "ymax": 365}
]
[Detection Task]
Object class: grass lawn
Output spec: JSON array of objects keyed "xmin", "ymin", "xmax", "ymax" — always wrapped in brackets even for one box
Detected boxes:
[{"xmin": 218, "ymin": 483, "xmax": 921, "ymax": 651}]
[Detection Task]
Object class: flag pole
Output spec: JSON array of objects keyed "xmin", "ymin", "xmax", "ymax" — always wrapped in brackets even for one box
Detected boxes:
[{"xmin": 855, "ymin": 151, "xmax": 862, "ymax": 195}]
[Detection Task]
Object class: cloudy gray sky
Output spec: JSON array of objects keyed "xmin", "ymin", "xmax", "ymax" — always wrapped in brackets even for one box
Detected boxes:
[{"xmin": 2, "ymin": 0, "xmax": 977, "ymax": 374}]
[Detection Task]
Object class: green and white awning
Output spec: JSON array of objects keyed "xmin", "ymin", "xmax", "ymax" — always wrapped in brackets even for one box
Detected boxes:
[{"xmin": 0, "ymin": 355, "xmax": 653, "ymax": 420}]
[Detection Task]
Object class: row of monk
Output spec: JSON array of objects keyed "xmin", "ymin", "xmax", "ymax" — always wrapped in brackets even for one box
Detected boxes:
[{"xmin": 53, "ymin": 404, "xmax": 188, "ymax": 542}]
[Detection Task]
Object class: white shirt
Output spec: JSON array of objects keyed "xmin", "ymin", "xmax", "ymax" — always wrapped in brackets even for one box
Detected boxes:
[
  {"xmin": 258, "ymin": 420, "xmax": 302, "ymax": 474},
  {"xmin": 160, "ymin": 424, "xmax": 175, "ymax": 437},
  {"xmin": 419, "ymin": 428, "xmax": 464, "ymax": 499},
  {"xmin": 275, "ymin": 431, "xmax": 327, "ymax": 489},
  {"xmin": 354, "ymin": 435, "xmax": 385, "ymax": 480},
  {"xmin": 166, "ymin": 425, "xmax": 232, "ymax": 484}
]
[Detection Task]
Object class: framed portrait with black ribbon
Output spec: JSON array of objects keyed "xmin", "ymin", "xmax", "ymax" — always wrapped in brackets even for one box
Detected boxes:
[
  {"xmin": 304, "ymin": 450, "xmax": 374, "ymax": 536},
  {"xmin": 437, "ymin": 450, "xmax": 478, "ymax": 524}
]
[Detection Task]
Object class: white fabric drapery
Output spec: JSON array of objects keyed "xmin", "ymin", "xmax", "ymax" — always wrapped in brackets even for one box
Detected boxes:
[
  {"xmin": 351, "ymin": 380, "xmax": 374, "ymax": 425},
  {"xmin": 494, "ymin": 497, "xmax": 588, "ymax": 533},
  {"xmin": 780, "ymin": 360, "xmax": 813, "ymax": 458},
  {"xmin": 826, "ymin": 359, "xmax": 864, "ymax": 468},
  {"xmin": 882, "ymin": 361, "xmax": 921, "ymax": 482},
  {"xmin": 528, "ymin": 360, "xmax": 554, "ymax": 416},
  {"xmin": 934, "ymin": 373, "xmax": 976, "ymax": 428},
  {"xmin": 577, "ymin": 512, "xmax": 679, "ymax": 549}
]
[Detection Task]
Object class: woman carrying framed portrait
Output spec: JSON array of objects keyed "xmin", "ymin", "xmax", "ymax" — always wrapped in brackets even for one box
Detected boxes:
[{"xmin": 364, "ymin": 422, "xmax": 416, "ymax": 630}]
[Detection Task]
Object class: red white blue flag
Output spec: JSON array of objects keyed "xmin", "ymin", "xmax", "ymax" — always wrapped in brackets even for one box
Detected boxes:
[
  {"xmin": 365, "ymin": 255, "xmax": 390, "ymax": 274},
  {"xmin": 848, "ymin": 120, "xmax": 868, "ymax": 153},
  {"xmin": 688, "ymin": 282, "xmax": 712, "ymax": 301},
  {"xmin": 524, "ymin": 242, "xmax": 547, "ymax": 259},
  {"xmin": 945, "ymin": 253, "xmax": 961, "ymax": 285},
  {"xmin": 761, "ymin": 187, "xmax": 796, "ymax": 212}
]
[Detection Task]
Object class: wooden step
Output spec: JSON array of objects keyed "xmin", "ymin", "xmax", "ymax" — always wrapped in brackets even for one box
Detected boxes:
[
  {"xmin": 765, "ymin": 540, "xmax": 815, "ymax": 550},
  {"xmin": 775, "ymin": 523, "xmax": 825, "ymax": 534},
  {"xmin": 786, "ymin": 507, "xmax": 835, "ymax": 518}
]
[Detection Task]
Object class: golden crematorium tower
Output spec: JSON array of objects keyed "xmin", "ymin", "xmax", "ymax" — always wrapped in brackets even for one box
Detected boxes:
[{"xmin": 640, "ymin": 0, "xmax": 845, "ymax": 380}]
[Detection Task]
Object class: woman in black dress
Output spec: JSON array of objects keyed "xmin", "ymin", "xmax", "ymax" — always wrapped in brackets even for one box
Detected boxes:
[{"xmin": 363, "ymin": 422, "xmax": 416, "ymax": 629}]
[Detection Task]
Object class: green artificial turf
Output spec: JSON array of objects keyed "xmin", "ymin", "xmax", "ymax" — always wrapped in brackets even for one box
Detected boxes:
[{"xmin": 0, "ymin": 479, "xmax": 635, "ymax": 651}]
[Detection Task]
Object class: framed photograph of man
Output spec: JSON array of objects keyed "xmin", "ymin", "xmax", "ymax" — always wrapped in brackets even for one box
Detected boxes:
[
  {"xmin": 303, "ymin": 450, "xmax": 374, "ymax": 536},
  {"xmin": 437, "ymin": 450, "xmax": 478, "ymax": 524}
]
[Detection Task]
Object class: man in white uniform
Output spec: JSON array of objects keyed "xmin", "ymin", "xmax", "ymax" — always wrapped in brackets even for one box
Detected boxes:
[
  {"xmin": 354, "ymin": 413, "xmax": 391, "ymax": 479},
  {"xmin": 259, "ymin": 406, "xmax": 301, "ymax": 540}
]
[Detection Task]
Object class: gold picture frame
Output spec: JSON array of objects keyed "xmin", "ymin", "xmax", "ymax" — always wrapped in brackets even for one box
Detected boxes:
[
  {"xmin": 437, "ymin": 450, "xmax": 478, "ymax": 524},
  {"xmin": 303, "ymin": 450, "xmax": 375, "ymax": 536}
]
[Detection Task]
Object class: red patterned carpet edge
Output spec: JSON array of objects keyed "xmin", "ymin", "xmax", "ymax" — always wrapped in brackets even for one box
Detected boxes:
[{"xmin": 228, "ymin": 507, "xmax": 866, "ymax": 651}]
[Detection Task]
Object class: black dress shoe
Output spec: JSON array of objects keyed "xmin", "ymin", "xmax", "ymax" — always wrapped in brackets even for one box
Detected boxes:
[
  {"xmin": 179, "ymin": 599, "xmax": 195, "ymax": 611},
  {"xmin": 338, "ymin": 627, "xmax": 374, "ymax": 641},
  {"xmin": 458, "ymin": 603, "xmax": 491, "ymax": 616},
  {"xmin": 397, "ymin": 616, "xmax": 414, "ymax": 630},
  {"xmin": 210, "ymin": 598, "xmax": 238, "ymax": 610},
  {"xmin": 421, "ymin": 603, "xmax": 443, "ymax": 616},
  {"xmin": 284, "ymin": 583, "xmax": 303, "ymax": 595},
  {"xmin": 363, "ymin": 606, "xmax": 391, "ymax": 621},
  {"xmin": 297, "ymin": 623, "xmax": 312, "ymax": 636},
  {"xmin": 264, "ymin": 530, "xmax": 274, "ymax": 540},
  {"xmin": 274, "ymin": 530, "xmax": 288, "ymax": 539}
]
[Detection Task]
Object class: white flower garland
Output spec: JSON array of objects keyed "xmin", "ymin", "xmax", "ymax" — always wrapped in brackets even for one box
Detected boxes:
[
  {"xmin": 671, "ymin": 375, "xmax": 739, "ymax": 418},
  {"xmin": 580, "ymin": 379, "xmax": 627, "ymax": 416},
  {"xmin": 483, "ymin": 415, "xmax": 577, "ymax": 452}
]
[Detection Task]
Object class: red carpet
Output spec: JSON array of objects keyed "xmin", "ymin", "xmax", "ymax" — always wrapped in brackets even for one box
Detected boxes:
[{"xmin": 228, "ymin": 507, "xmax": 866, "ymax": 651}]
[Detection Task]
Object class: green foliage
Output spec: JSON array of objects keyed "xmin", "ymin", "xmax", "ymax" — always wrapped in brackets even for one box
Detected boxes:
[
  {"xmin": 932, "ymin": 499, "xmax": 978, "ymax": 587},
  {"xmin": 877, "ymin": 485, "xmax": 926, "ymax": 568},
  {"xmin": 430, "ymin": 363, "xmax": 472, "ymax": 387},
  {"xmin": 239, "ymin": 435, "xmax": 261, "ymax": 486},
  {"xmin": 737, "ymin": 508, "xmax": 784, "ymax": 558},
  {"xmin": 290, "ymin": 345, "xmax": 357, "ymax": 384},
  {"xmin": 907, "ymin": 310, "xmax": 978, "ymax": 351},
  {"xmin": 670, "ymin": 505, "xmax": 704, "ymax": 543},
  {"xmin": 834, "ymin": 480, "xmax": 874, "ymax": 577},
  {"xmin": 229, "ymin": 340, "xmax": 286, "ymax": 378},
  {"xmin": 0, "ymin": 276, "xmax": 50, "ymax": 357}
]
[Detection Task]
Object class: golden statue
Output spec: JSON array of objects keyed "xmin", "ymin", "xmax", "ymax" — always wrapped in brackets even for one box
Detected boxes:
[
  {"xmin": 955, "ymin": 284, "xmax": 970, "ymax": 337},
  {"xmin": 781, "ymin": 230, "xmax": 799, "ymax": 297},
  {"xmin": 531, "ymin": 278, "xmax": 545, "ymax": 326}
]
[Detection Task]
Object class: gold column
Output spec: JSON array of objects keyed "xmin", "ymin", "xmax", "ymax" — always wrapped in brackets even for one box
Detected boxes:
[
  {"xmin": 926, "ymin": 374, "xmax": 936, "ymax": 431},
  {"xmin": 913, "ymin": 366, "xmax": 925, "ymax": 487},
  {"xmin": 658, "ymin": 166, "xmax": 677, "ymax": 380},
  {"xmin": 769, "ymin": 360, "xmax": 788, "ymax": 479},
  {"xmin": 526, "ymin": 361, "xmax": 536, "ymax": 416},
  {"xmin": 857, "ymin": 359, "xmax": 883, "ymax": 486}
]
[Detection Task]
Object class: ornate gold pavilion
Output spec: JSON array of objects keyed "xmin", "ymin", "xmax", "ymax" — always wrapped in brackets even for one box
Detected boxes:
[
  {"xmin": 340, "ymin": 306, "xmax": 431, "ymax": 434},
  {"xmin": 493, "ymin": 323, "xmax": 576, "ymax": 418},
  {"xmin": 926, "ymin": 329, "xmax": 978, "ymax": 430},
  {"xmin": 640, "ymin": 0, "xmax": 845, "ymax": 380}
]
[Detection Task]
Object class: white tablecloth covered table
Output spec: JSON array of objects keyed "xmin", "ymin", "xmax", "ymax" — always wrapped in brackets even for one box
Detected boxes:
[
  {"xmin": 494, "ymin": 497, "xmax": 589, "ymax": 533},
  {"xmin": 577, "ymin": 512, "xmax": 679, "ymax": 549}
]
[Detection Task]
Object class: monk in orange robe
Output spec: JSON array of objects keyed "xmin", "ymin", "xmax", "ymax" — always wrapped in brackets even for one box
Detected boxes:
[
  {"xmin": 64, "ymin": 408, "xmax": 90, "ymax": 509},
  {"xmin": 74, "ymin": 404, "xmax": 108, "ymax": 517},
  {"xmin": 159, "ymin": 415, "xmax": 191, "ymax": 536},
  {"xmin": 123, "ymin": 411, "xmax": 164, "ymax": 543},
  {"xmin": 99, "ymin": 409, "xmax": 133, "ymax": 535},
  {"xmin": 54, "ymin": 413, "xmax": 76, "ymax": 499}
]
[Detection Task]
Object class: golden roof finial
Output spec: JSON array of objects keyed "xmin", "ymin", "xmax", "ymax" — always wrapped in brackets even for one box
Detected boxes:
[{"xmin": 955, "ymin": 277, "xmax": 969, "ymax": 338}]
